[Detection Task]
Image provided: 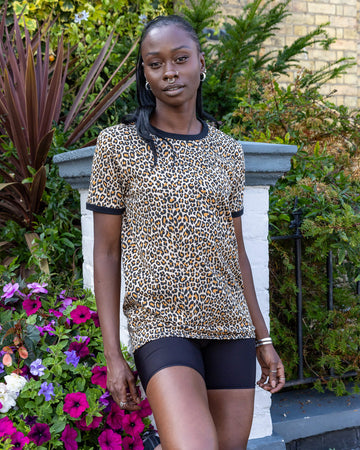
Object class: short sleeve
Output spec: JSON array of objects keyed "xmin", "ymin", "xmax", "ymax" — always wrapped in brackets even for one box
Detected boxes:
[
  {"xmin": 228, "ymin": 142, "xmax": 245, "ymax": 218},
  {"xmin": 86, "ymin": 129, "xmax": 127, "ymax": 215}
]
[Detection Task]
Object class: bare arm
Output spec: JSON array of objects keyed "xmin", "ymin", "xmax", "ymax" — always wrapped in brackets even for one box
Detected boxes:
[
  {"xmin": 233, "ymin": 216, "xmax": 285, "ymax": 393},
  {"xmin": 93, "ymin": 212, "xmax": 140, "ymax": 409}
]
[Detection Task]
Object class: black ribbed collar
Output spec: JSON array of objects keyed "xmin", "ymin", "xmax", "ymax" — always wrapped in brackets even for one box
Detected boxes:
[{"xmin": 149, "ymin": 119, "xmax": 208, "ymax": 141}]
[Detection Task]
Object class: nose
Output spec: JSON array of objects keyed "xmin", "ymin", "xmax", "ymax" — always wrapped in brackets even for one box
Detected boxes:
[{"xmin": 163, "ymin": 62, "xmax": 179, "ymax": 81}]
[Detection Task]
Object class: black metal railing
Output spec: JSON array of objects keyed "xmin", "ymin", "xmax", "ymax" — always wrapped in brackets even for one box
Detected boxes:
[{"xmin": 270, "ymin": 200, "xmax": 359, "ymax": 387}]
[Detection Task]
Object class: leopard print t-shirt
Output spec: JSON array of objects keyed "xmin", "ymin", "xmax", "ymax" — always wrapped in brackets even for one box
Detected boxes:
[{"xmin": 86, "ymin": 121, "xmax": 255, "ymax": 350}]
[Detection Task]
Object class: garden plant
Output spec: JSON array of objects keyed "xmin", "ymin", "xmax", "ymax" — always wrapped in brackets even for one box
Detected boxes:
[{"xmin": 1, "ymin": 2, "xmax": 360, "ymax": 448}]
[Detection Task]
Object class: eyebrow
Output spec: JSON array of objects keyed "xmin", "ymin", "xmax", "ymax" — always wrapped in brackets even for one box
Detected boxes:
[{"xmin": 144, "ymin": 45, "xmax": 192, "ymax": 57}]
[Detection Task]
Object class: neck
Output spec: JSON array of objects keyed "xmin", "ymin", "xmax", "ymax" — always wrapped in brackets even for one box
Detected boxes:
[{"xmin": 150, "ymin": 103, "xmax": 201, "ymax": 135}]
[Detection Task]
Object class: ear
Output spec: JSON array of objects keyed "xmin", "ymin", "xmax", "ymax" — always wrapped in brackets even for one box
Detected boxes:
[{"xmin": 199, "ymin": 51, "xmax": 206, "ymax": 72}]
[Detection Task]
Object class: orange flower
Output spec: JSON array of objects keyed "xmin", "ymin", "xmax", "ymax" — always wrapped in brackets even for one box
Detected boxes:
[
  {"xmin": 3, "ymin": 352, "xmax": 13, "ymax": 366},
  {"xmin": 18, "ymin": 346, "xmax": 28, "ymax": 359}
]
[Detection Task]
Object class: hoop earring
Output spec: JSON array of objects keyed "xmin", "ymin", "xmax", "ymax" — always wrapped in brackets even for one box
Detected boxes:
[
  {"xmin": 145, "ymin": 81, "xmax": 151, "ymax": 91},
  {"xmin": 200, "ymin": 71, "xmax": 206, "ymax": 82}
]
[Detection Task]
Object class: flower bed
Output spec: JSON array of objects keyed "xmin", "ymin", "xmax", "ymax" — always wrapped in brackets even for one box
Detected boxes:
[{"xmin": 0, "ymin": 281, "xmax": 153, "ymax": 449}]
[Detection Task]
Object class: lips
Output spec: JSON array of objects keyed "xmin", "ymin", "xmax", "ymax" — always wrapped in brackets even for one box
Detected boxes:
[{"xmin": 163, "ymin": 84, "xmax": 184, "ymax": 91}]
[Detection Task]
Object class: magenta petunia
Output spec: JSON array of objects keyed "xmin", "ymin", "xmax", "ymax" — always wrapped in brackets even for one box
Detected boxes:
[
  {"xmin": 49, "ymin": 308, "xmax": 63, "ymax": 318},
  {"xmin": 70, "ymin": 305, "xmax": 91, "ymax": 324},
  {"xmin": 63, "ymin": 392, "xmax": 89, "ymax": 418},
  {"xmin": 77, "ymin": 414, "xmax": 102, "ymax": 430},
  {"xmin": 60, "ymin": 424, "xmax": 78, "ymax": 450},
  {"xmin": 98, "ymin": 429, "xmax": 122, "ymax": 450},
  {"xmin": 122, "ymin": 434, "xmax": 144, "ymax": 450},
  {"xmin": 106, "ymin": 402, "xmax": 125, "ymax": 430},
  {"xmin": 138, "ymin": 398, "xmax": 152, "ymax": 418},
  {"xmin": 123, "ymin": 412, "xmax": 145, "ymax": 437},
  {"xmin": 27, "ymin": 423, "xmax": 51, "ymax": 446},
  {"xmin": 68, "ymin": 337, "xmax": 90, "ymax": 359},
  {"xmin": 91, "ymin": 365, "xmax": 107, "ymax": 389},
  {"xmin": 11, "ymin": 431, "xmax": 29, "ymax": 449},
  {"xmin": 0, "ymin": 416, "xmax": 16, "ymax": 438},
  {"xmin": 23, "ymin": 296, "xmax": 41, "ymax": 316},
  {"xmin": 91, "ymin": 310, "xmax": 100, "ymax": 327}
]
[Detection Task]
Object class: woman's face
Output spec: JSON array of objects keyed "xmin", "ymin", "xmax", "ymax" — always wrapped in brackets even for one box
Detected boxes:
[{"xmin": 141, "ymin": 24, "xmax": 205, "ymax": 109}]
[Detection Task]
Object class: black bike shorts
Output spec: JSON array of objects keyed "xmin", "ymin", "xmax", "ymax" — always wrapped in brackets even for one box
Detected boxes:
[{"xmin": 134, "ymin": 336, "xmax": 256, "ymax": 392}]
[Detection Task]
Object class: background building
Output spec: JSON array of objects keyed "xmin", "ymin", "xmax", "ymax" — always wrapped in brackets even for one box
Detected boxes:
[{"xmin": 220, "ymin": 0, "xmax": 360, "ymax": 108}]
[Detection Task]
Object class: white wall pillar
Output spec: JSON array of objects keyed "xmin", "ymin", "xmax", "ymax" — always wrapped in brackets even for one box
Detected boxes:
[{"xmin": 243, "ymin": 186, "xmax": 272, "ymax": 440}]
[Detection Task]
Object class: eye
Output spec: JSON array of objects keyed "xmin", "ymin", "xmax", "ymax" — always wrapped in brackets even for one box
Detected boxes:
[
  {"xmin": 176, "ymin": 56, "xmax": 189, "ymax": 63},
  {"xmin": 148, "ymin": 61, "xmax": 162, "ymax": 69}
]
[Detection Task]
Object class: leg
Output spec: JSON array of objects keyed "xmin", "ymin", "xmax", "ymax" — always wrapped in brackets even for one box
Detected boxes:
[
  {"xmin": 208, "ymin": 388, "xmax": 255, "ymax": 450},
  {"xmin": 146, "ymin": 366, "xmax": 219, "ymax": 450}
]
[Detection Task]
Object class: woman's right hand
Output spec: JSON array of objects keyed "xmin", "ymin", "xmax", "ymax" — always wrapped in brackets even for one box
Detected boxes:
[{"xmin": 106, "ymin": 355, "xmax": 141, "ymax": 410}]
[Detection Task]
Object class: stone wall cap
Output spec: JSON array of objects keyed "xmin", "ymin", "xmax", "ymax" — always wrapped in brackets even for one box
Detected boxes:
[{"xmin": 53, "ymin": 141, "xmax": 297, "ymax": 189}]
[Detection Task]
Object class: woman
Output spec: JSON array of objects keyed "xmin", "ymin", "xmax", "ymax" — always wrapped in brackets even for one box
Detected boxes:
[{"xmin": 86, "ymin": 15, "xmax": 285, "ymax": 450}]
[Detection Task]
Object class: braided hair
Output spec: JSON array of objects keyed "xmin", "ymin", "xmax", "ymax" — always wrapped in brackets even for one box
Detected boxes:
[{"xmin": 124, "ymin": 15, "xmax": 215, "ymax": 165}]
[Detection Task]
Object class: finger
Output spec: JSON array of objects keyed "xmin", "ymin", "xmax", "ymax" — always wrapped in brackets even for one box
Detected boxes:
[
  {"xmin": 270, "ymin": 376, "xmax": 286, "ymax": 393},
  {"xmin": 269, "ymin": 365, "xmax": 279, "ymax": 388},
  {"xmin": 127, "ymin": 376, "xmax": 141, "ymax": 404}
]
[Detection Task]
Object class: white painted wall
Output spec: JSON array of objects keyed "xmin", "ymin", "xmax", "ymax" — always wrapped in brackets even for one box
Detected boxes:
[{"xmin": 80, "ymin": 185, "xmax": 272, "ymax": 440}]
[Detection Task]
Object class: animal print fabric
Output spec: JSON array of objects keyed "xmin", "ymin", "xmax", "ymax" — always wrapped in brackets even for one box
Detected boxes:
[{"xmin": 86, "ymin": 122, "xmax": 255, "ymax": 350}]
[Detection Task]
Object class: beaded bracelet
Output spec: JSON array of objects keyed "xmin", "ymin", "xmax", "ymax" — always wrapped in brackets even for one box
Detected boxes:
[{"xmin": 255, "ymin": 337, "xmax": 273, "ymax": 348}]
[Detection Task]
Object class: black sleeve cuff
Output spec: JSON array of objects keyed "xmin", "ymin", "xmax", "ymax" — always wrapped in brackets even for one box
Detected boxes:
[
  {"xmin": 231, "ymin": 208, "xmax": 244, "ymax": 218},
  {"xmin": 86, "ymin": 203, "xmax": 125, "ymax": 215}
]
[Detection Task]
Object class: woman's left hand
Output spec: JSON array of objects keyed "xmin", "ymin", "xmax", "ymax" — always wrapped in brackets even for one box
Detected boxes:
[{"xmin": 256, "ymin": 344, "xmax": 285, "ymax": 393}]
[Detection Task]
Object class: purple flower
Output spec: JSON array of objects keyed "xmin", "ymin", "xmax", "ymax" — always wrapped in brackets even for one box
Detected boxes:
[
  {"xmin": 64, "ymin": 350, "xmax": 80, "ymax": 368},
  {"xmin": 60, "ymin": 424, "xmax": 78, "ymax": 450},
  {"xmin": 27, "ymin": 282, "xmax": 48, "ymax": 294},
  {"xmin": 0, "ymin": 362, "xmax": 4, "ymax": 375},
  {"xmin": 28, "ymin": 423, "xmax": 51, "ymax": 446},
  {"xmin": 99, "ymin": 391, "xmax": 111, "ymax": 407},
  {"xmin": 30, "ymin": 359, "xmax": 46, "ymax": 376},
  {"xmin": 59, "ymin": 297, "xmax": 73, "ymax": 313},
  {"xmin": 36, "ymin": 322, "xmax": 56, "ymax": 337},
  {"xmin": 122, "ymin": 412, "xmax": 144, "ymax": 436},
  {"xmin": 0, "ymin": 416, "xmax": 16, "ymax": 438},
  {"xmin": 69, "ymin": 337, "xmax": 90, "ymax": 358},
  {"xmin": 1, "ymin": 282, "xmax": 20, "ymax": 299},
  {"xmin": 38, "ymin": 382, "xmax": 55, "ymax": 401},
  {"xmin": 22, "ymin": 415, "xmax": 38, "ymax": 426}
]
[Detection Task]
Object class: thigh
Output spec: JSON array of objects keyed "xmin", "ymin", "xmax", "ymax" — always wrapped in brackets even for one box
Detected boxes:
[
  {"xmin": 202, "ymin": 339, "xmax": 256, "ymax": 450},
  {"xmin": 207, "ymin": 388, "xmax": 255, "ymax": 450},
  {"xmin": 146, "ymin": 365, "xmax": 219, "ymax": 450}
]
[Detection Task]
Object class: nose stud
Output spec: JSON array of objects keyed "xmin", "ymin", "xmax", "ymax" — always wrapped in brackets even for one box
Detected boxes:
[{"xmin": 168, "ymin": 71, "xmax": 179, "ymax": 84}]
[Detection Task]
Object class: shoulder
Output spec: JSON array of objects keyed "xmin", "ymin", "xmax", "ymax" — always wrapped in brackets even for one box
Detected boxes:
[
  {"xmin": 207, "ymin": 125, "xmax": 243, "ymax": 157},
  {"xmin": 98, "ymin": 123, "xmax": 138, "ymax": 142}
]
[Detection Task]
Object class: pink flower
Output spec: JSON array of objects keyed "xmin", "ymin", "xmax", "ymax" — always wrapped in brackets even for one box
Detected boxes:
[
  {"xmin": 27, "ymin": 423, "xmax": 51, "ymax": 446},
  {"xmin": 27, "ymin": 282, "xmax": 48, "ymax": 294},
  {"xmin": 1, "ymin": 282, "xmax": 20, "ymax": 299},
  {"xmin": 60, "ymin": 424, "xmax": 78, "ymax": 450},
  {"xmin": 138, "ymin": 398, "xmax": 152, "ymax": 418},
  {"xmin": 70, "ymin": 305, "xmax": 91, "ymax": 324},
  {"xmin": 98, "ymin": 429, "xmax": 122, "ymax": 450},
  {"xmin": 68, "ymin": 338, "xmax": 90, "ymax": 358},
  {"xmin": 63, "ymin": 392, "xmax": 89, "ymax": 418},
  {"xmin": 49, "ymin": 309, "xmax": 63, "ymax": 318},
  {"xmin": 23, "ymin": 296, "xmax": 41, "ymax": 316},
  {"xmin": 122, "ymin": 411, "xmax": 145, "ymax": 436},
  {"xmin": 0, "ymin": 416, "xmax": 16, "ymax": 438},
  {"xmin": 36, "ymin": 322, "xmax": 56, "ymax": 336},
  {"xmin": 77, "ymin": 414, "xmax": 102, "ymax": 430},
  {"xmin": 11, "ymin": 431, "xmax": 29, "ymax": 449},
  {"xmin": 123, "ymin": 434, "xmax": 144, "ymax": 450},
  {"xmin": 106, "ymin": 402, "xmax": 125, "ymax": 430},
  {"xmin": 91, "ymin": 366, "xmax": 107, "ymax": 389}
]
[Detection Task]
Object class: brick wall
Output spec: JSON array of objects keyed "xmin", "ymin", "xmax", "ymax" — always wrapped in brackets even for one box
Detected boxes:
[{"xmin": 218, "ymin": 0, "xmax": 360, "ymax": 108}]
